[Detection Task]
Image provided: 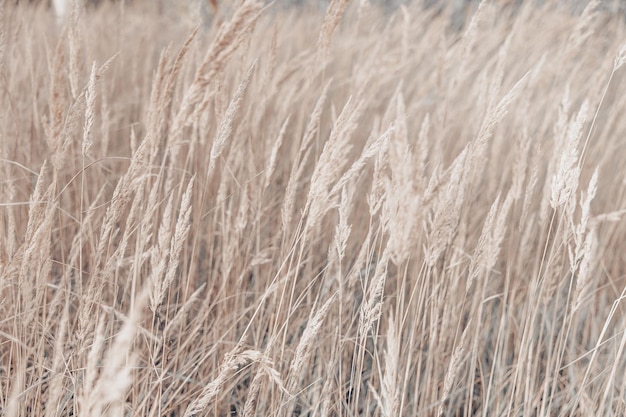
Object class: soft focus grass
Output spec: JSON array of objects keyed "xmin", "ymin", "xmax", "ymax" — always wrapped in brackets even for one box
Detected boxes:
[{"xmin": 2, "ymin": 1, "xmax": 626, "ymax": 416}]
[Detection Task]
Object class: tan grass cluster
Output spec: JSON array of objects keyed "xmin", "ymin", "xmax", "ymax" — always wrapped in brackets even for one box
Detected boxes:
[{"xmin": 2, "ymin": 0, "xmax": 626, "ymax": 416}]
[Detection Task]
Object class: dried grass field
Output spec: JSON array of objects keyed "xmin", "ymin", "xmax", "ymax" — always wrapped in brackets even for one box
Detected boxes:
[{"xmin": 2, "ymin": 0, "xmax": 626, "ymax": 416}]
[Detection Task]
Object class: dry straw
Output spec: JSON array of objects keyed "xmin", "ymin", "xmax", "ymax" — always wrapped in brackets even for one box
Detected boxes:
[{"xmin": 3, "ymin": 1, "xmax": 626, "ymax": 416}]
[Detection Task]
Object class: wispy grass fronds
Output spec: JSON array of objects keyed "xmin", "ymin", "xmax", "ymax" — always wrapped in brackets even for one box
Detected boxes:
[{"xmin": 2, "ymin": 1, "xmax": 626, "ymax": 416}]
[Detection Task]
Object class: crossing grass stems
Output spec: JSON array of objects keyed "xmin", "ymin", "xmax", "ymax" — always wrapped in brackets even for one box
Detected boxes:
[{"xmin": 2, "ymin": 0, "xmax": 626, "ymax": 416}]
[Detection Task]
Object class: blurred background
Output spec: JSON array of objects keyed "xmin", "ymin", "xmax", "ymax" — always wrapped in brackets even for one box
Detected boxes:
[{"xmin": 13, "ymin": 0, "xmax": 626, "ymax": 28}]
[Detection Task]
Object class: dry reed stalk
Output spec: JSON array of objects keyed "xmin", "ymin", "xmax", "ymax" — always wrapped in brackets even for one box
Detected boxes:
[
  {"xmin": 18, "ymin": 172, "xmax": 55, "ymax": 330},
  {"xmin": 331, "ymin": 186, "xmax": 352, "ymax": 266},
  {"xmin": 424, "ymin": 147, "xmax": 468, "ymax": 266},
  {"xmin": 103, "ymin": 177, "xmax": 148, "ymax": 303},
  {"xmin": 82, "ymin": 62, "xmax": 96, "ymax": 156},
  {"xmin": 511, "ymin": 128, "xmax": 531, "ymax": 201},
  {"xmin": 76, "ymin": 131, "xmax": 152, "ymax": 341},
  {"xmin": 281, "ymin": 79, "xmax": 331, "ymax": 235},
  {"xmin": 520, "ymin": 141, "xmax": 541, "ymax": 229},
  {"xmin": 79, "ymin": 317, "xmax": 105, "ymax": 415},
  {"xmin": 466, "ymin": 190, "xmax": 513, "ymax": 293},
  {"xmin": 146, "ymin": 47, "xmax": 175, "ymax": 161},
  {"xmin": 590, "ymin": 209, "xmax": 626, "ymax": 228},
  {"xmin": 319, "ymin": 360, "xmax": 336, "ymax": 417},
  {"xmin": 358, "ymin": 248, "xmax": 389, "ymax": 338},
  {"xmin": 304, "ymin": 96, "xmax": 363, "ymax": 236},
  {"xmin": 166, "ymin": 178, "xmax": 194, "ymax": 283},
  {"xmin": 5, "ymin": 356, "xmax": 26, "ymax": 417},
  {"xmin": 45, "ymin": 37, "xmax": 70, "ymax": 172},
  {"xmin": 149, "ymin": 177, "xmax": 194, "ymax": 311},
  {"xmin": 437, "ymin": 319, "xmax": 472, "ymax": 417},
  {"xmin": 368, "ymin": 127, "xmax": 390, "ymax": 218},
  {"xmin": 137, "ymin": 172, "xmax": 164, "ymax": 248},
  {"xmin": 183, "ymin": 349, "xmax": 276, "ymax": 417},
  {"xmin": 146, "ymin": 29, "xmax": 197, "ymax": 163},
  {"xmin": 448, "ymin": 0, "xmax": 487, "ymax": 94},
  {"xmin": 379, "ymin": 313, "xmax": 400, "ymax": 417},
  {"xmin": 330, "ymin": 123, "xmax": 391, "ymax": 203},
  {"xmin": 400, "ymin": 5, "xmax": 410, "ymax": 64},
  {"xmin": 346, "ymin": 226, "xmax": 375, "ymax": 291},
  {"xmin": 615, "ymin": 42, "xmax": 626, "ymax": 71},
  {"xmin": 317, "ymin": 0, "xmax": 351, "ymax": 70},
  {"xmin": 242, "ymin": 359, "xmax": 289, "ymax": 417},
  {"xmin": 43, "ymin": 301, "xmax": 69, "ymax": 417},
  {"xmin": 469, "ymin": 65, "xmax": 532, "ymax": 173},
  {"xmin": 68, "ymin": 0, "xmax": 83, "ymax": 99},
  {"xmin": 284, "ymin": 295, "xmax": 336, "ymax": 416},
  {"xmin": 566, "ymin": 170, "xmax": 599, "ymax": 311},
  {"xmin": 85, "ymin": 287, "xmax": 148, "ymax": 416},
  {"xmin": 0, "ymin": 166, "xmax": 17, "ymax": 266},
  {"xmin": 206, "ymin": 62, "xmax": 255, "ymax": 180},
  {"xmin": 550, "ymin": 100, "xmax": 588, "ymax": 209},
  {"xmin": 238, "ymin": 301, "xmax": 287, "ymax": 417},
  {"xmin": 234, "ymin": 184, "xmax": 249, "ymax": 237},
  {"xmin": 162, "ymin": 282, "xmax": 206, "ymax": 338},
  {"xmin": 0, "ymin": 0, "xmax": 5, "ymax": 76},
  {"xmin": 264, "ymin": 114, "xmax": 290, "ymax": 190},
  {"xmin": 169, "ymin": 0, "xmax": 263, "ymax": 151},
  {"xmin": 466, "ymin": 193, "xmax": 501, "ymax": 292},
  {"xmin": 416, "ymin": 113, "xmax": 430, "ymax": 188},
  {"xmin": 21, "ymin": 161, "xmax": 50, "ymax": 253},
  {"xmin": 99, "ymin": 73, "xmax": 111, "ymax": 155},
  {"xmin": 571, "ymin": 230, "xmax": 595, "ymax": 314},
  {"xmin": 599, "ymin": 318, "xmax": 626, "ymax": 413},
  {"xmin": 570, "ymin": 169, "xmax": 598, "ymax": 267},
  {"xmin": 248, "ymin": 24, "xmax": 280, "ymax": 135},
  {"xmin": 565, "ymin": 0, "xmax": 599, "ymax": 54},
  {"xmin": 381, "ymin": 91, "xmax": 425, "ymax": 265}
]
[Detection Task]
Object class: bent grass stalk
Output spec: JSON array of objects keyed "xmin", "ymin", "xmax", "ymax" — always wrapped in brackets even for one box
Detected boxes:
[{"xmin": 1, "ymin": 2, "xmax": 626, "ymax": 417}]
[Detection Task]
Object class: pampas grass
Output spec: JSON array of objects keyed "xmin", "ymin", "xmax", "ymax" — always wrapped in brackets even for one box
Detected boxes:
[{"xmin": 3, "ymin": 1, "xmax": 626, "ymax": 416}]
